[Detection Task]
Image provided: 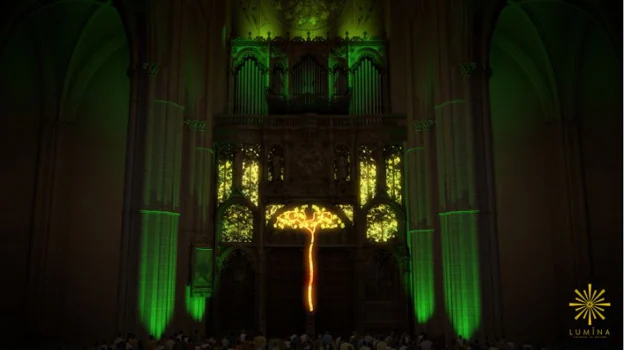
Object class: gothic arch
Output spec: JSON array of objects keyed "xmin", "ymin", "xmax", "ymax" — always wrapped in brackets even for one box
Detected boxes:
[
  {"xmin": 362, "ymin": 199, "xmax": 404, "ymax": 244},
  {"xmin": 231, "ymin": 50, "xmax": 268, "ymax": 72},
  {"xmin": 351, "ymin": 47, "xmax": 385, "ymax": 68},
  {"xmin": 216, "ymin": 200, "xmax": 260, "ymax": 244}
]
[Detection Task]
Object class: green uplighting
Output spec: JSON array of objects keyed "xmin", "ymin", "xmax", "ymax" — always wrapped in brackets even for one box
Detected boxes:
[
  {"xmin": 440, "ymin": 211, "xmax": 482, "ymax": 339},
  {"xmin": 185, "ymin": 285, "xmax": 206, "ymax": 322},
  {"xmin": 137, "ymin": 210, "xmax": 179, "ymax": 338},
  {"xmin": 408, "ymin": 229, "xmax": 435, "ymax": 323}
]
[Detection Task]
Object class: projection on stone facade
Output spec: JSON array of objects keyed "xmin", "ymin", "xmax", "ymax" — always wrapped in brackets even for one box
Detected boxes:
[
  {"xmin": 273, "ymin": 205, "xmax": 345, "ymax": 312},
  {"xmin": 265, "ymin": 204, "xmax": 285, "ymax": 224},
  {"xmin": 241, "ymin": 144, "xmax": 261, "ymax": 206},
  {"xmin": 217, "ymin": 144, "xmax": 234, "ymax": 204},
  {"xmin": 365, "ymin": 204, "xmax": 398, "ymax": 243},
  {"xmin": 384, "ymin": 145, "xmax": 403, "ymax": 204},
  {"xmin": 358, "ymin": 145, "xmax": 377, "ymax": 206},
  {"xmin": 221, "ymin": 204, "xmax": 254, "ymax": 243}
]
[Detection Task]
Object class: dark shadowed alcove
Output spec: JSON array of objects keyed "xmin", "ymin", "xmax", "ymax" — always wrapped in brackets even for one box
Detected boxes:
[{"xmin": 218, "ymin": 250, "xmax": 256, "ymax": 332}]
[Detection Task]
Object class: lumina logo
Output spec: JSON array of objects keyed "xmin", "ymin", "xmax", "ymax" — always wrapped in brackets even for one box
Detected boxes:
[{"xmin": 568, "ymin": 283, "xmax": 611, "ymax": 339}]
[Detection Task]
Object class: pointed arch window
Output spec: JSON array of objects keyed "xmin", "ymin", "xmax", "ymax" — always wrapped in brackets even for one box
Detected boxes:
[{"xmin": 366, "ymin": 203, "xmax": 398, "ymax": 243}]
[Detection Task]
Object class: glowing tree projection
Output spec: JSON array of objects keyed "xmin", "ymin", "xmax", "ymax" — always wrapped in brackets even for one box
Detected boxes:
[{"xmin": 273, "ymin": 205, "xmax": 345, "ymax": 313}]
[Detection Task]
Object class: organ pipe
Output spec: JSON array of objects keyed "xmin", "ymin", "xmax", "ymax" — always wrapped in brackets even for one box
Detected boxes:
[
  {"xmin": 233, "ymin": 57, "xmax": 266, "ymax": 115},
  {"xmin": 351, "ymin": 57, "xmax": 384, "ymax": 115}
]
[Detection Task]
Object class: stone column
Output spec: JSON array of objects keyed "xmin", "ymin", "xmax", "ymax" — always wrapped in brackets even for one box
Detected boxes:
[
  {"xmin": 402, "ymin": 8, "xmax": 439, "ymax": 335},
  {"xmin": 404, "ymin": 119, "xmax": 437, "ymax": 334},
  {"xmin": 180, "ymin": 119, "xmax": 213, "ymax": 333},
  {"xmin": 130, "ymin": 0, "xmax": 187, "ymax": 339},
  {"xmin": 428, "ymin": 0, "xmax": 501, "ymax": 341}
]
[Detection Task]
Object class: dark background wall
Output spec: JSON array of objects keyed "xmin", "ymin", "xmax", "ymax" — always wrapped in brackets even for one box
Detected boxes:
[
  {"xmin": 489, "ymin": 1, "xmax": 622, "ymax": 343},
  {"xmin": 1, "ymin": 0, "xmax": 130, "ymax": 342}
]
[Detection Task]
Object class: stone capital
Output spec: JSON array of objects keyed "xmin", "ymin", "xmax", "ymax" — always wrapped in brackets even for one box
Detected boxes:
[
  {"xmin": 414, "ymin": 119, "xmax": 435, "ymax": 132},
  {"xmin": 460, "ymin": 62, "xmax": 491, "ymax": 77},
  {"xmin": 184, "ymin": 119, "xmax": 207, "ymax": 132},
  {"xmin": 142, "ymin": 62, "xmax": 160, "ymax": 76}
]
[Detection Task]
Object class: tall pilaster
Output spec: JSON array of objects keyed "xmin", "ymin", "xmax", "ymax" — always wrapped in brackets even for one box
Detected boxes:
[
  {"xmin": 402, "ymin": 5, "xmax": 440, "ymax": 334},
  {"xmin": 405, "ymin": 118, "xmax": 437, "ymax": 331},
  {"xmin": 180, "ymin": 119, "xmax": 212, "ymax": 332},
  {"xmin": 428, "ymin": 0, "xmax": 501, "ymax": 341},
  {"xmin": 133, "ymin": 0, "xmax": 187, "ymax": 338}
]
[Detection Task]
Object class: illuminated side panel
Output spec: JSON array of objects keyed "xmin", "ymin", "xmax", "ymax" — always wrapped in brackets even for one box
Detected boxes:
[
  {"xmin": 241, "ymin": 144, "xmax": 261, "ymax": 206},
  {"xmin": 185, "ymin": 285, "xmax": 206, "ymax": 322},
  {"xmin": 358, "ymin": 145, "xmax": 377, "ymax": 207},
  {"xmin": 265, "ymin": 204, "xmax": 284, "ymax": 224},
  {"xmin": 217, "ymin": 144, "xmax": 234, "ymax": 204},
  {"xmin": 441, "ymin": 210, "xmax": 482, "ymax": 339},
  {"xmin": 366, "ymin": 204, "xmax": 398, "ymax": 243},
  {"xmin": 221, "ymin": 204, "xmax": 254, "ymax": 243},
  {"xmin": 384, "ymin": 145, "xmax": 403, "ymax": 204},
  {"xmin": 408, "ymin": 229, "xmax": 435, "ymax": 323},
  {"xmin": 137, "ymin": 210, "xmax": 179, "ymax": 338},
  {"xmin": 336, "ymin": 204, "xmax": 353, "ymax": 222}
]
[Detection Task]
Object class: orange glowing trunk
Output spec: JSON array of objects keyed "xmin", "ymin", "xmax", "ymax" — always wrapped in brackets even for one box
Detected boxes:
[
  {"xmin": 306, "ymin": 227, "xmax": 317, "ymax": 312},
  {"xmin": 274, "ymin": 206, "xmax": 344, "ymax": 314}
]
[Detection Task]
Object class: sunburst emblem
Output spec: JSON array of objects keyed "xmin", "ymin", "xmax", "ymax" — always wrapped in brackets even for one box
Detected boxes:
[{"xmin": 568, "ymin": 284, "xmax": 611, "ymax": 326}]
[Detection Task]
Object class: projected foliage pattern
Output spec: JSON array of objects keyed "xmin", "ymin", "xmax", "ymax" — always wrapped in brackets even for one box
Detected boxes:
[
  {"xmin": 336, "ymin": 204, "xmax": 353, "ymax": 222},
  {"xmin": 221, "ymin": 204, "xmax": 254, "ymax": 243},
  {"xmin": 358, "ymin": 145, "xmax": 377, "ymax": 206},
  {"xmin": 366, "ymin": 204, "xmax": 398, "ymax": 243},
  {"xmin": 265, "ymin": 204, "xmax": 284, "ymax": 224},
  {"xmin": 217, "ymin": 144, "xmax": 234, "ymax": 203},
  {"xmin": 241, "ymin": 144, "xmax": 261, "ymax": 206},
  {"xmin": 384, "ymin": 145, "xmax": 402, "ymax": 204}
]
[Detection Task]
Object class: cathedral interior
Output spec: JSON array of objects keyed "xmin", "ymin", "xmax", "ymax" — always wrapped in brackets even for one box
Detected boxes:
[{"xmin": 1, "ymin": 0, "xmax": 621, "ymax": 347}]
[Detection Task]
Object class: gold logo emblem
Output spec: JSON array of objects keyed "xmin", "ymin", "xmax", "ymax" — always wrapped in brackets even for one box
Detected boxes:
[{"xmin": 569, "ymin": 284, "xmax": 611, "ymax": 326}]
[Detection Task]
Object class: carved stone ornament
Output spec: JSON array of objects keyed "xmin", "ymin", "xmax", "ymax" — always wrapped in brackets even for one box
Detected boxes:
[
  {"xmin": 184, "ymin": 119, "xmax": 207, "ymax": 131},
  {"xmin": 459, "ymin": 62, "xmax": 477, "ymax": 76},
  {"xmin": 142, "ymin": 62, "xmax": 160, "ymax": 76},
  {"xmin": 414, "ymin": 120, "xmax": 435, "ymax": 131}
]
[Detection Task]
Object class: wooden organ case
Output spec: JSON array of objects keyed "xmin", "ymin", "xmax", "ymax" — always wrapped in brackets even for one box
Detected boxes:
[{"xmin": 215, "ymin": 34, "xmax": 409, "ymax": 334}]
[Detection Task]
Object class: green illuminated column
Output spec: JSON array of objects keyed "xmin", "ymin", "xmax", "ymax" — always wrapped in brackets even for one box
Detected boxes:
[
  {"xmin": 180, "ymin": 120, "xmax": 213, "ymax": 330},
  {"xmin": 404, "ymin": 119, "xmax": 437, "ymax": 327},
  {"xmin": 428, "ymin": 0, "xmax": 496, "ymax": 341},
  {"xmin": 135, "ymin": 0, "xmax": 187, "ymax": 338},
  {"xmin": 403, "ymin": 19, "xmax": 437, "ymax": 329}
]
